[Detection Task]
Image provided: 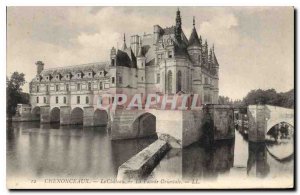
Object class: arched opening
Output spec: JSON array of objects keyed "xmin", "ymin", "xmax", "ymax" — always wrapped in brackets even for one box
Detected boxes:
[
  {"xmin": 132, "ymin": 113, "xmax": 156, "ymax": 138},
  {"xmin": 50, "ymin": 107, "xmax": 60, "ymax": 123},
  {"xmin": 266, "ymin": 122, "xmax": 294, "ymax": 142},
  {"xmin": 266, "ymin": 122, "xmax": 294, "ymax": 161},
  {"xmin": 94, "ymin": 109, "xmax": 108, "ymax": 126},
  {"xmin": 177, "ymin": 70, "xmax": 182, "ymax": 93},
  {"xmin": 70, "ymin": 107, "xmax": 83, "ymax": 125},
  {"xmin": 31, "ymin": 106, "xmax": 40, "ymax": 120},
  {"xmin": 167, "ymin": 70, "xmax": 172, "ymax": 94}
]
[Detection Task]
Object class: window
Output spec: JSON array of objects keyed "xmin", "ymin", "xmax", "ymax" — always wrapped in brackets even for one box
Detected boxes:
[
  {"xmin": 56, "ymin": 85, "xmax": 59, "ymax": 92},
  {"xmin": 111, "ymin": 59, "xmax": 115, "ymax": 66},
  {"xmin": 64, "ymin": 97, "xmax": 66, "ymax": 104},
  {"xmin": 99, "ymin": 82, "xmax": 103, "ymax": 90},
  {"xmin": 36, "ymin": 97, "xmax": 39, "ymax": 103},
  {"xmin": 100, "ymin": 71, "xmax": 102, "ymax": 76},
  {"xmin": 141, "ymin": 76, "xmax": 143, "ymax": 81},
  {"xmin": 66, "ymin": 84, "xmax": 69, "ymax": 92},
  {"xmin": 177, "ymin": 71, "xmax": 182, "ymax": 92},
  {"xmin": 118, "ymin": 76, "xmax": 122, "ymax": 84},
  {"xmin": 66, "ymin": 74, "xmax": 69, "ymax": 79},
  {"xmin": 112, "ymin": 77, "xmax": 115, "ymax": 84},
  {"xmin": 77, "ymin": 96, "xmax": 80, "ymax": 104},
  {"xmin": 36, "ymin": 86, "xmax": 39, "ymax": 92},
  {"xmin": 44, "ymin": 97, "xmax": 46, "ymax": 103},
  {"xmin": 56, "ymin": 75, "xmax": 59, "ymax": 79},
  {"xmin": 56, "ymin": 96, "xmax": 58, "ymax": 104},
  {"xmin": 77, "ymin": 83, "xmax": 80, "ymax": 91},
  {"xmin": 88, "ymin": 73, "xmax": 91, "ymax": 76},
  {"xmin": 77, "ymin": 73, "xmax": 81, "ymax": 78},
  {"xmin": 168, "ymin": 51, "xmax": 172, "ymax": 58},
  {"xmin": 157, "ymin": 73, "xmax": 160, "ymax": 83},
  {"xmin": 205, "ymin": 77, "xmax": 208, "ymax": 84},
  {"xmin": 86, "ymin": 96, "xmax": 89, "ymax": 104},
  {"xmin": 157, "ymin": 53, "xmax": 162, "ymax": 62},
  {"xmin": 46, "ymin": 85, "xmax": 49, "ymax": 92},
  {"xmin": 88, "ymin": 82, "xmax": 91, "ymax": 90}
]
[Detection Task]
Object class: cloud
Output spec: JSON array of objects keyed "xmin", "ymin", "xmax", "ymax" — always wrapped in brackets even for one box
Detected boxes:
[{"xmin": 7, "ymin": 7, "xmax": 294, "ymax": 100}]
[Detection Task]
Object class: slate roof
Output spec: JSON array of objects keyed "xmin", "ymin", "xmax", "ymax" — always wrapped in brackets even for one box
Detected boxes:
[
  {"xmin": 188, "ymin": 27, "xmax": 201, "ymax": 47},
  {"xmin": 39, "ymin": 62, "xmax": 108, "ymax": 77}
]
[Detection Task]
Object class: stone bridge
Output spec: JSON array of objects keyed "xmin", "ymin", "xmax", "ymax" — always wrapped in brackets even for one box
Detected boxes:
[
  {"xmin": 247, "ymin": 105, "xmax": 294, "ymax": 142},
  {"xmin": 26, "ymin": 104, "xmax": 235, "ymax": 148}
]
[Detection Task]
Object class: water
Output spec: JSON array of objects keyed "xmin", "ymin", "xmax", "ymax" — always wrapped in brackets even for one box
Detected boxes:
[
  {"xmin": 7, "ymin": 122, "xmax": 294, "ymax": 187},
  {"xmin": 6, "ymin": 122, "xmax": 157, "ymax": 181},
  {"xmin": 150, "ymin": 130, "xmax": 294, "ymax": 185}
]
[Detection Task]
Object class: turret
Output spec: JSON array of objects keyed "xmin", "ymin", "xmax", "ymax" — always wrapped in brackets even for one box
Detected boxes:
[
  {"xmin": 110, "ymin": 47, "xmax": 116, "ymax": 67},
  {"xmin": 208, "ymin": 48, "xmax": 213, "ymax": 69},
  {"xmin": 35, "ymin": 61, "xmax": 44, "ymax": 75},
  {"xmin": 187, "ymin": 16, "xmax": 201, "ymax": 65},
  {"xmin": 136, "ymin": 38, "xmax": 146, "ymax": 95},
  {"xmin": 175, "ymin": 8, "xmax": 182, "ymax": 42},
  {"xmin": 121, "ymin": 33, "xmax": 127, "ymax": 51},
  {"xmin": 202, "ymin": 40, "xmax": 208, "ymax": 67}
]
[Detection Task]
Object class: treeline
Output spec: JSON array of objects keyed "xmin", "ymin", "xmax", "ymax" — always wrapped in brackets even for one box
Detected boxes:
[
  {"xmin": 6, "ymin": 72, "xmax": 29, "ymax": 118},
  {"xmin": 219, "ymin": 88, "xmax": 294, "ymax": 108}
]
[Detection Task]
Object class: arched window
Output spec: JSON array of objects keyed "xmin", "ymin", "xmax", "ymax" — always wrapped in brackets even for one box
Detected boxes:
[
  {"xmin": 86, "ymin": 96, "xmax": 89, "ymax": 104},
  {"xmin": 177, "ymin": 71, "xmax": 182, "ymax": 93},
  {"xmin": 167, "ymin": 70, "xmax": 172, "ymax": 94}
]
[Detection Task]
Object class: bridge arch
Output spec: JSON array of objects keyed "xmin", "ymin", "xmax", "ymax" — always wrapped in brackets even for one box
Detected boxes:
[
  {"xmin": 70, "ymin": 107, "xmax": 83, "ymax": 125},
  {"xmin": 266, "ymin": 121, "xmax": 294, "ymax": 140},
  {"xmin": 50, "ymin": 107, "xmax": 60, "ymax": 123},
  {"xmin": 31, "ymin": 106, "xmax": 40, "ymax": 118},
  {"xmin": 132, "ymin": 112, "xmax": 156, "ymax": 138},
  {"xmin": 94, "ymin": 109, "xmax": 108, "ymax": 126}
]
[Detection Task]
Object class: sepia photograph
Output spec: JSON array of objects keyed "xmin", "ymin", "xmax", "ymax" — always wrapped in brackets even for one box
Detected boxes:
[{"xmin": 6, "ymin": 6, "xmax": 294, "ymax": 189}]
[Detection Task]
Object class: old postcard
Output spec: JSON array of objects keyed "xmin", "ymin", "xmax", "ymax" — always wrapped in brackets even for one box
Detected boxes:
[{"xmin": 6, "ymin": 6, "xmax": 294, "ymax": 189}]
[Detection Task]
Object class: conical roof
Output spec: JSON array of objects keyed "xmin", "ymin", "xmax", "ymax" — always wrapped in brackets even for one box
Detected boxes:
[{"xmin": 188, "ymin": 18, "xmax": 201, "ymax": 47}]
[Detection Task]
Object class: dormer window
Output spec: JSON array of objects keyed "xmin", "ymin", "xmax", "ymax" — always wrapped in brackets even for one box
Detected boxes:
[
  {"xmin": 56, "ymin": 75, "xmax": 59, "ymax": 80},
  {"xmin": 46, "ymin": 76, "xmax": 49, "ymax": 80}
]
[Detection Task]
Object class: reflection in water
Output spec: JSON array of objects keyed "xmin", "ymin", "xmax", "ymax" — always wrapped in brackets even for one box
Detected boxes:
[
  {"xmin": 247, "ymin": 142, "xmax": 270, "ymax": 178},
  {"xmin": 182, "ymin": 139, "xmax": 234, "ymax": 180},
  {"xmin": 7, "ymin": 122, "xmax": 157, "ymax": 180},
  {"xmin": 7, "ymin": 121, "xmax": 293, "ymax": 183},
  {"xmin": 152, "ymin": 129, "xmax": 293, "ymax": 182}
]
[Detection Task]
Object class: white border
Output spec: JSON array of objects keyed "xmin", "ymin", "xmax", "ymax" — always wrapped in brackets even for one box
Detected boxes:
[{"xmin": 1, "ymin": 0, "xmax": 298, "ymax": 194}]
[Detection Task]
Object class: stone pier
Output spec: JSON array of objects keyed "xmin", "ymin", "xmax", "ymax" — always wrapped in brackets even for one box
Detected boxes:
[
  {"xmin": 40, "ymin": 106, "xmax": 50, "ymax": 123},
  {"xmin": 60, "ymin": 106, "xmax": 71, "ymax": 125}
]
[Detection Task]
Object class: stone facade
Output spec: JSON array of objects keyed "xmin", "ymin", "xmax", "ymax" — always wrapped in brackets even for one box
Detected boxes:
[{"xmin": 29, "ymin": 9, "xmax": 220, "ymax": 124}]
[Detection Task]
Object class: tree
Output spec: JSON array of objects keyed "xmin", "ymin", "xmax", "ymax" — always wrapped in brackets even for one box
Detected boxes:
[{"xmin": 6, "ymin": 72, "xmax": 29, "ymax": 118}]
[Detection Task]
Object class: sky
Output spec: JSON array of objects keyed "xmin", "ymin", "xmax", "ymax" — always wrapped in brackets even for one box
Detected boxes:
[{"xmin": 6, "ymin": 6, "xmax": 294, "ymax": 100}]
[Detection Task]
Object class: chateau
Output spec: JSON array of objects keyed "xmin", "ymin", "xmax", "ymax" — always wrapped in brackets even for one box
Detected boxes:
[{"xmin": 28, "ymin": 9, "xmax": 219, "ymax": 126}]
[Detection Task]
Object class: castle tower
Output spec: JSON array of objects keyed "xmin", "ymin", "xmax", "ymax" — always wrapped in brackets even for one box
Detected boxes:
[
  {"xmin": 211, "ymin": 45, "xmax": 219, "ymax": 104},
  {"xmin": 187, "ymin": 17, "xmax": 202, "ymax": 65},
  {"xmin": 187, "ymin": 17, "xmax": 203, "ymax": 97},
  {"xmin": 35, "ymin": 61, "xmax": 44, "ymax": 75}
]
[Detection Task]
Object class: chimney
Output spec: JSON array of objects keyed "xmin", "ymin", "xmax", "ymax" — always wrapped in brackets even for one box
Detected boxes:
[{"xmin": 35, "ymin": 61, "xmax": 44, "ymax": 75}]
